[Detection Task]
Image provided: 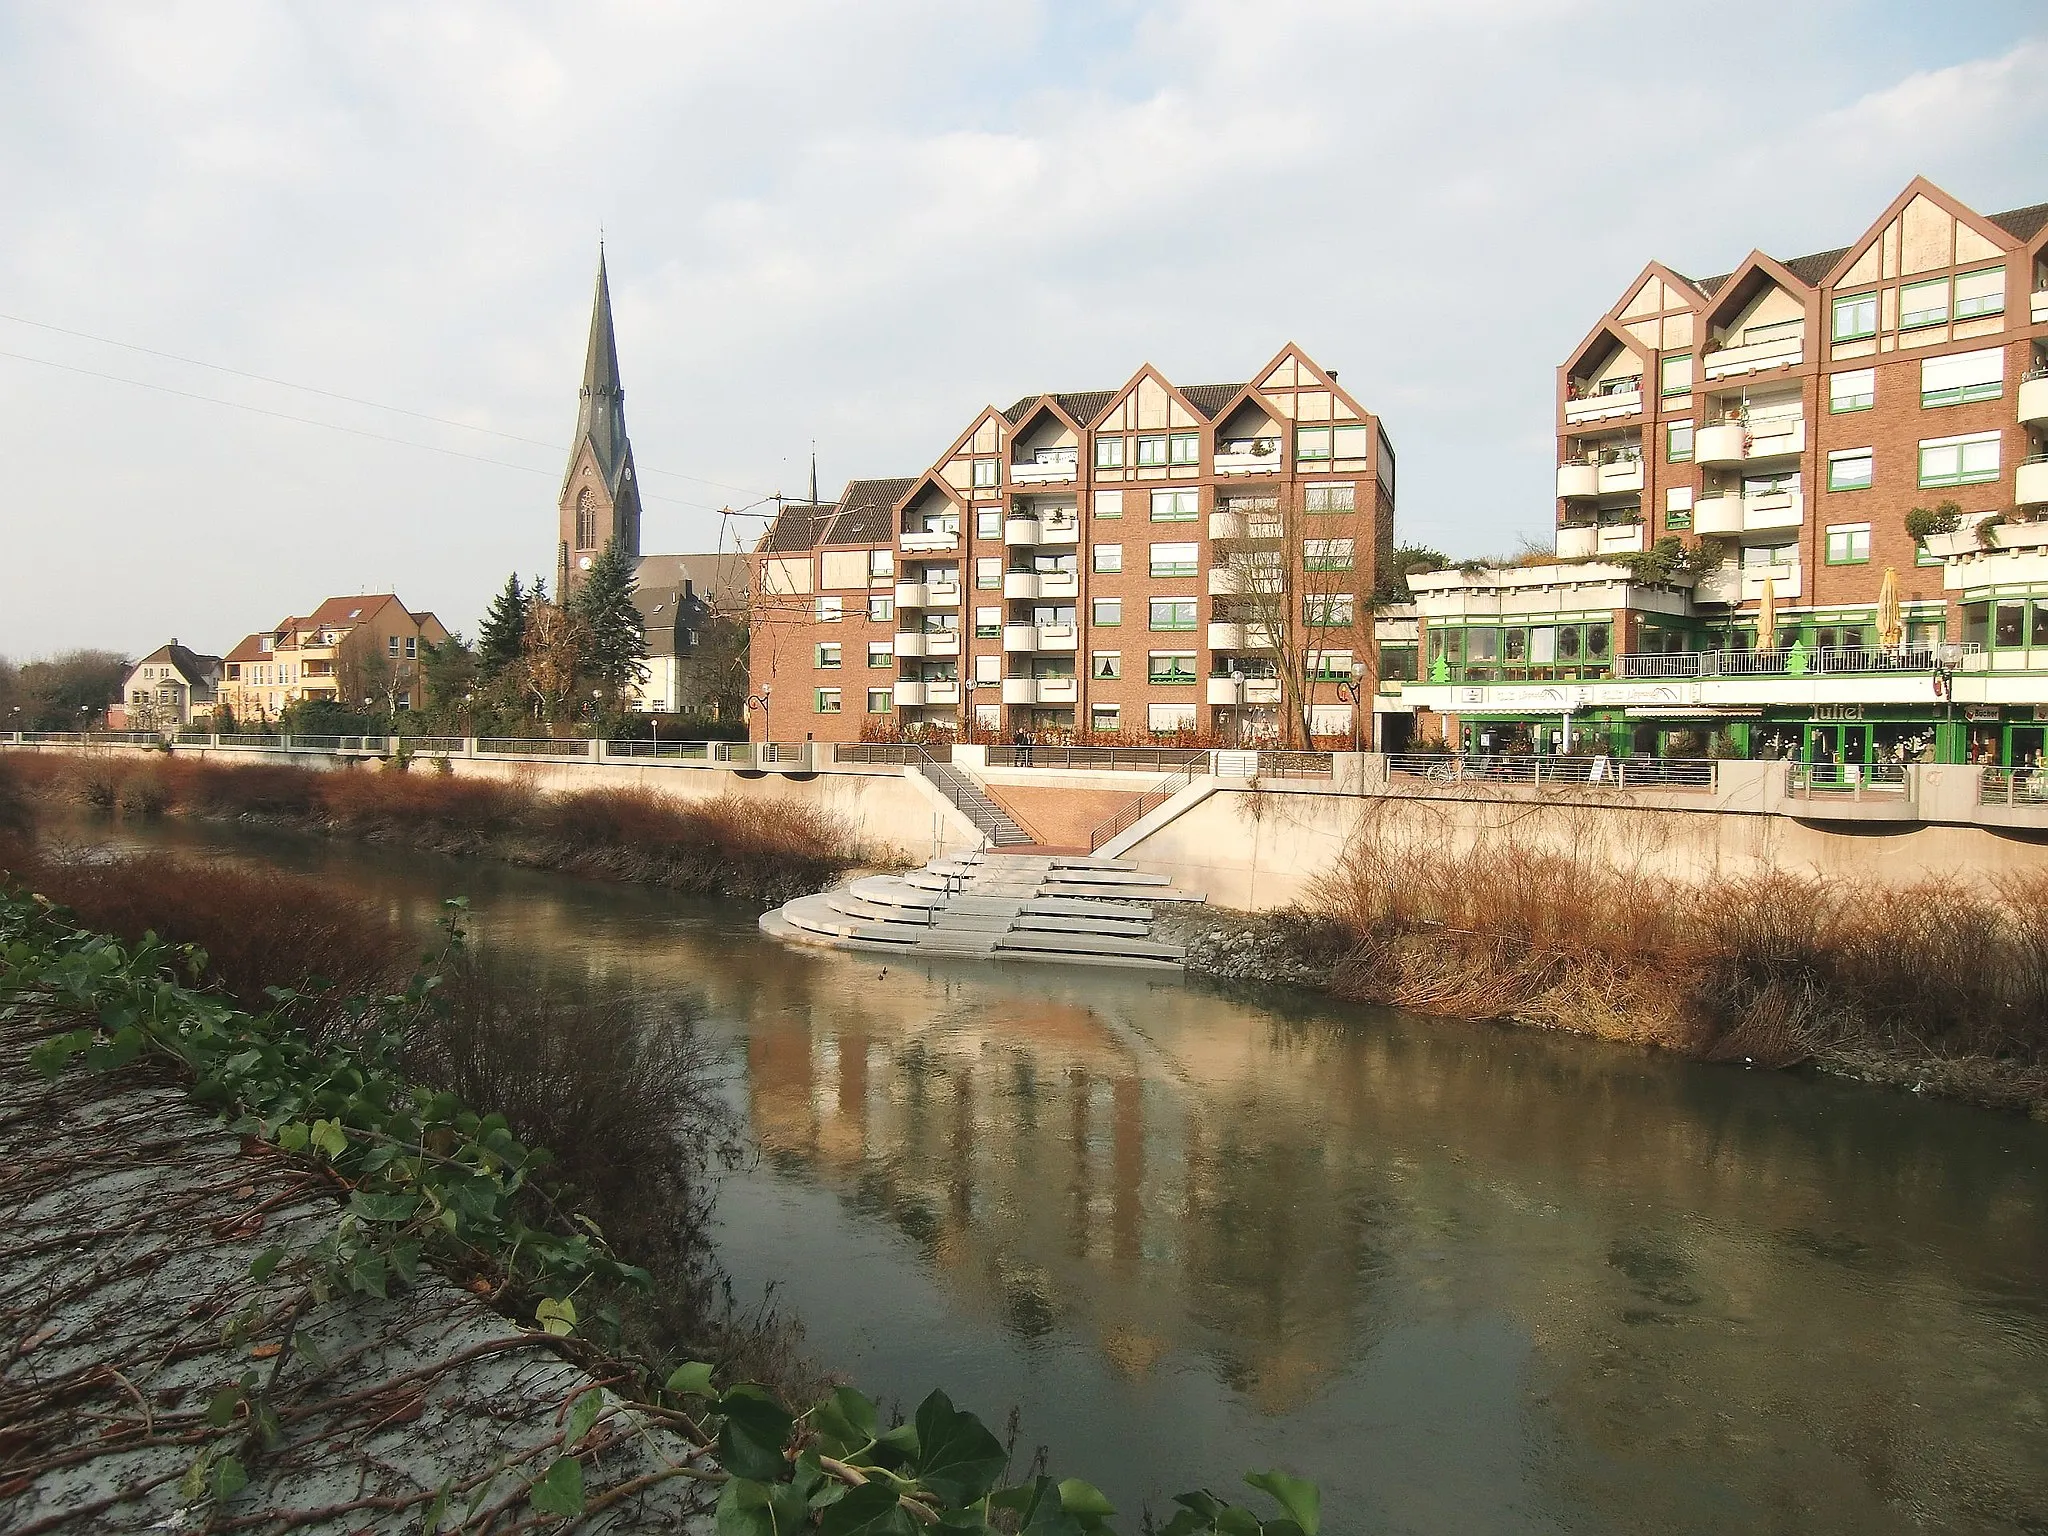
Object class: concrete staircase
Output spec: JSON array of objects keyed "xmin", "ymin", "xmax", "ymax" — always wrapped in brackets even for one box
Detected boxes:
[
  {"xmin": 759, "ymin": 852, "xmax": 1203, "ymax": 970},
  {"xmin": 918, "ymin": 762, "xmax": 1034, "ymax": 846}
]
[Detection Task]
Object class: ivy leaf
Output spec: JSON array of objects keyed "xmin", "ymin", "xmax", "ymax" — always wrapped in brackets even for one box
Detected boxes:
[
  {"xmin": 275, "ymin": 1122, "xmax": 310, "ymax": 1153},
  {"xmin": 211, "ymin": 1453, "xmax": 248, "ymax": 1501},
  {"xmin": 248, "ymin": 1245, "xmax": 286, "ymax": 1282},
  {"xmin": 664, "ymin": 1361, "xmax": 716, "ymax": 1397},
  {"xmin": 817, "ymin": 1479, "xmax": 916, "ymax": 1536},
  {"xmin": 27, "ymin": 1029, "xmax": 94, "ymax": 1079},
  {"xmin": 715, "ymin": 1478, "xmax": 777, "ymax": 1536},
  {"xmin": 534, "ymin": 1297, "xmax": 576, "ymax": 1337},
  {"xmin": 350, "ymin": 1191, "xmax": 423, "ymax": 1223},
  {"xmin": 1243, "ymin": 1471, "xmax": 1319, "ymax": 1536},
  {"xmin": 1058, "ymin": 1479, "xmax": 1115, "ymax": 1518},
  {"xmin": 812, "ymin": 1385, "xmax": 879, "ymax": 1457},
  {"xmin": 716, "ymin": 1385, "xmax": 795, "ymax": 1483},
  {"xmin": 566, "ymin": 1389, "xmax": 603, "ymax": 1446},
  {"xmin": 913, "ymin": 1389, "xmax": 1007, "ymax": 1507},
  {"xmin": 527, "ymin": 1455, "xmax": 584, "ymax": 1518},
  {"xmin": 309, "ymin": 1118, "xmax": 348, "ymax": 1160},
  {"xmin": 348, "ymin": 1251, "xmax": 389, "ymax": 1299},
  {"xmin": 205, "ymin": 1384, "xmax": 244, "ymax": 1428}
]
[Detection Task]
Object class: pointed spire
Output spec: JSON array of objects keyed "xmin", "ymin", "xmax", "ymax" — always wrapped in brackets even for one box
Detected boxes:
[
  {"xmin": 810, "ymin": 446, "xmax": 819, "ymax": 507},
  {"xmin": 561, "ymin": 244, "xmax": 642, "ymax": 584},
  {"xmin": 581, "ymin": 248, "xmax": 623, "ymax": 406}
]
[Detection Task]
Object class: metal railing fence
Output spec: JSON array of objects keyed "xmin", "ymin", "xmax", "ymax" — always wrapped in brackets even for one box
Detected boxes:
[{"xmin": 1387, "ymin": 754, "xmax": 1717, "ymax": 791}]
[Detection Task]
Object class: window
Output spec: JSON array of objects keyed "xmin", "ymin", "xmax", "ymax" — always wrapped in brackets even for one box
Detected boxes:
[
  {"xmin": 976, "ymin": 509, "xmax": 1001, "ymax": 538},
  {"xmin": 1827, "ymin": 448, "xmax": 1873, "ymax": 491},
  {"xmin": 1900, "ymin": 278, "xmax": 1949, "ymax": 330},
  {"xmin": 575, "ymin": 487, "xmax": 598, "ymax": 549},
  {"xmin": 1093, "ymin": 598, "xmax": 1122, "ymax": 626},
  {"xmin": 1305, "ymin": 594, "xmax": 1355, "ymax": 627},
  {"xmin": 1149, "ymin": 542, "xmax": 1198, "ymax": 577},
  {"xmin": 1091, "ymin": 704, "xmax": 1121, "ymax": 733},
  {"xmin": 1147, "ymin": 652, "xmax": 1197, "ymax": 685},
  {"xmin": 1092, "ymin": 651, "xmax": 1121, "ymax": 680},
  {"xmin": 815, "ymin": 643, "xmax": 842, "ymax": 669},
  {"xmin": 1309, "ymin": 650, "xmax": 1354, "ymax": 682},
  {"xmin": 1093, "ymin": 490, "xmax": 1123, "ymax": 519},
  {"xmin": 1953, "ymin": 266, "xmax": 2005, "ymax": 320},
  {"xmin": 976, "ymin": 556, "xmax": 1002, "ymax": 590},
  {"xmin": 972, "ymin": 459, "xmax": 999, "ymax": 487},
  {"xmin": 1147, "ymin": 703, "xmax": 1196, "ymax": 734},
  {"xmin": 388, "ymin": 635, "xmax": 401, "ymax": 658},
  {"xmin": 974, "ymin": 606, "xmax": 1001, "ymax": 639},
  {"xmin": 1333, "ymin": 424, "xmax": 1370, "ymax": 461},
  {"xmin": 1150, "ymin": 490, "xmax": 1198, "ymax": 521},
  {"xmin": 1830, "ymin": 368, "xmax": 1875, "ymax": 412},
  {"xmin": 1995, "ymin": 602, "xmax": 2027, "ymax": 648},
  {"xmin": 1093, "ymin": 543, "xmax": 1122, "ymax": 573},
  {"xmin": 1135, "ymin": 435, "xmax": 1168, "ymax": 467},
  {"xmin": 1832, "ymin": 292, "xmax": 1878, "ymax": 341},
  {"xmin": 1169, "ymin": 433, "xmax": 1200, "ymax": 465},
  {"xmin": 1095, "ymin": 437, "xmax": 1126, "ymax": 469},
  {"xmin": 866, "ymin": 689, "xmax": 893, "ymax": 713},
  {"xmin": 1149, "ymin": 598, "xmax": 1197, "ymax": 630},
  {"xmin": 1918, "ymin": 431, "xmax": 2000, "ymax": 487},
  {"xmin": 1660, "ymin": 355, "xmax": 1693, "ymax": 396},
  {"xmin": 404, "ymin": 637, "xmax": 417, "ymax": 660},
  {"xmin": 867, "ymin": 642, "xmax": 893, "ymax": 668},
  {"xmin": 1304, "ymin": 483, "xmax": 1355, "ymax": 513},
  {"xmin": 1303, "ymin": 537, "xmax": 1354, "ymax": 571},
  {"xmin": 1921, "ymin": 348, "xmax": 2003, "ymax": 407},
  {"xmin": 1824, "ymin": 524, "xmax": 1871, "ymax": 564},
  {"xmin": 1295, "ymin": 426, "xmax": 1333, "ymax": 462},
  {"xmin": 816, "ymin": 596, "xmax": 843, "ymax": 622},
  {"xmin": 867, "ymin": 594, "xmax": 894, "ymax": 622},
  {"xmin": 815, "ymin": 688, "xmax": 842, "ymax": 713},
  {"xmin": 1666, "ymin": 421, "xmax": 1694, "ymax": 463}
]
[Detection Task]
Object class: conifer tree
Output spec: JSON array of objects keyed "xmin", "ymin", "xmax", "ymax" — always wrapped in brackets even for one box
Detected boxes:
[
  {"xmin": 569, "ymin": 537, "xmax": 648, "ymax": 701},
  {"xmin": 476, "ymin": 574, "xmax": 528, "ymax": 677}
]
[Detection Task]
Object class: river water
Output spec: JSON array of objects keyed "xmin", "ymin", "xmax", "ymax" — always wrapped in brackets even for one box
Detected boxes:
[{"xmin": 50, "ymin": 819, "xmax": 2048, "ymax": 1533}]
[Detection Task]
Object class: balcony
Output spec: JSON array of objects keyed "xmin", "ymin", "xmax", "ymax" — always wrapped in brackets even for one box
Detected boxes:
[
  {"xmin": 2021, "ymin": 374, "xmax": 2048, "ymax": 428},
  {"xmin": 1003, "ymin": 572, "xmax": 1039, "ymax": 599},
  {"xmin": 1038, "ymin": 513, "xmax": 1080, "ymax": 545},
  {"xmin": 1004, "ymin": 517, "xmax": 1041, "ymax": 546},
  {"xmin": 1036, "ymin": 676, "xmax": 1078, "ymax": 704},
  {"xmin": 1206, "ymin": 677, "xmax": 1240, "ymax": 705},
  {"xmin": 1744, "ymin": 489, "xmax": 1803, "ymax": 531},
  {"xmin": 899, "ymin": 529, "xmax": 958, "ymax": 553},
  {"xmin": 1694, "ymin": 494, "xmax": 1743, "ymax": 535},
  {"xmin": 1215, "ymin": 440, "xmax": 1282, "ymax": 474},
  {"xmin": 1619, "ymin": 642, "xmax": 1978, "ymax": 680},
  {"xmin": 893, "ymin": 680, "xmax": 926, "ymax": 707},
  {"xmin": 2019, "ymin": 457, "xmax": 2048, "ymax": 508},
  {"xmin": 1596, "ymin": 523, "xmax": 1645, "ymax": 555},
  {"xmin": 1556, "ymin": 525, "xmax": 1599, "ymax": 559},
  {"xmin": 1208, "ymin": 568, "xmax": 1245, "ymax": 596},
  {"xmin": 1564, "ymin": 385, "xmax": 1642, "ymax": 424},
  {"xmin": 895, "ymin": 582, "xmax": 928, "ymax": 608},
  {"xmin": 1556, "ymin": 461, "xmax": 1599, "ymax": 499},
  {"xmin": 926, "ymin": 581, "xmax": 961, "ymax": 608},
  {"xmin": 1703, "ymin": 328, "xmax": 1803, "ymax": 380},
  {"xmin": 1011, "ymin": 455, "xmax": 1078, "ymax": 484},
  {"xmin": 1002, "ymin": 678, "xmax": 1037, "ymax": 704},
  {"xmin": 2034, "ymin": 290, "xmax": 2048, "ymax": 325},
  {"xmin": 1746, "ymin": 417, "xmax": 1805, "ymax": 459},
  {"xmin": 1038, "ymin": 571, "xmax": 1078, "ymax": 599},
  {"xmin": 900, "ymin": 631, "xmax": 959, "ymax": 657},
  {"xmin": 1696, "ymin": 423, "xmax": 1746, "ymax": 467},
  {"xmin": 1003, "ymin": 623, "xmax": 1077, "ymax": 653},
  {"xmin": 1207, "ymin": 621, "xmax": 1277, "ymax": 650},
  {"xmin": 923, "ymin": 680, "xmax": 961, "ymax": 707},
  {"xmin": 894, "ymin": 632, "xmax": 927, "ymax": 658},
  {"xmin": 1597, "ymin": 457, "xmax": 1644, "ymax": 495}
]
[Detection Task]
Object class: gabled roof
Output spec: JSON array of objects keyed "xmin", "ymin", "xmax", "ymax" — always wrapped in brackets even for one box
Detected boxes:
[
  {"xmin": 998, "ymin": 381, "xmax": 1247, "ymax": 427},
  {"xmin": 757, "ymin": 477, "xmax": 920, "ymax": 554},
  {"xmin": 302, "ymin": 594, "xmax": 404, "ymax": 630},
  {"xmin": 1988, "ymin": 201, "xmax": 2048, "ymax": 243},
  {"xmin": 223, "ymin": 634, "xmax": 268, "ymax": 664},
  {"xmin": 132, "ymin": 642, "xmax": 222, "ymax": 681},
  {"xmin": 634, "ymin": 552, "xmax": 751, "ymax": 599},
  {"xmin": 1179, "ymin": 383, "xmax": 1250, "ymax": 420}
]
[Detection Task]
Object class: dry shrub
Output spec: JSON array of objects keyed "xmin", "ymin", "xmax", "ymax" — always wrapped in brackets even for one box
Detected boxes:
[{"xmin": 1309, "ymin": 805, "xmax": 2048, "ymax": 1073}]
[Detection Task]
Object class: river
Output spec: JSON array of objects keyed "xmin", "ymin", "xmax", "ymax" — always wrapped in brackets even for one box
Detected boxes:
[{"xmin": 46, "ymin": 818, "xmax": 2048, "ymax": 1533}]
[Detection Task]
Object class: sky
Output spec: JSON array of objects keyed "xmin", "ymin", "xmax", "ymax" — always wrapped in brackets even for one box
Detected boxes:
[{"xmin": 2, "ymin": 0, "xmax": 2045, "ymax": 659}]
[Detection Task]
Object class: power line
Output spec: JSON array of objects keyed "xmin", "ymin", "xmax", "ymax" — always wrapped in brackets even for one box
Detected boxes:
[
  {"xmin": 0, "ymin": 309, "xmax": 776, "ymax": 500},
  {"xmin": 0, "ymin": 346, "xmax": 736, "ymax": 512}
]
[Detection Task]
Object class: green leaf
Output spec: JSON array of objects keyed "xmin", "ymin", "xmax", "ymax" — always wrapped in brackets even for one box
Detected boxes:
[
  {"xmin": 349, "ymin": 1191, "xmax": 423, "ymax": 1223},
  {"xmin": 309, "ymin": 1118, "xmax": 348, "ymax": 1160},
  {"xmin": 211, "ymin": 1453, "xmax": 247, "ymax": 1501},
  {"xmin": 817, "ymin": 1479, "xmax": 916, "ymax": 1536},
  {"xmin": 567, "ymin": 1388, "xmax": 603, "ymax": 1446},
  {"xmin": 534, "ymin": 1297, "xmax": 576, "ymax": 1337},
  {"xmin": 812, "ymin": 1385, "xmax": 878, "ymax": 1456},
  {"xmin": 716, "ymin": 1478, "xmax": 777, "ymax": 1536},
  {"xmin": 913, "ymin": 1389, "xmax": 1007, "ymax": 1507},
  {"xmin": 716, "ymin": 1385, "xmax": 795, "ymax": 1483},
  {"xmin": 1214, "ymin": 1509, "xmax": 1261, "ymax": 1536},
  {"xmin": 420, "ymin": 1483, "xmax": 451, "ymax": 1534},
  {"xmin": 348, "ymin": 1251, "xmax": 389, "ymax": 1299},
  {"xmin": 248, "ymin": 1245, "xmax": 286, "ymax": 1282},
  {"xmin": 28, "ymin": 1029, "xmax": 94, "ymax": 1079},
  {"xmin": 1059, "ymin": 1479, "xmax": 1115, "ymax": 1518},
  {"xmin": 205, "ymin": 1384, "xmax": 244, "ymax": 1428},
  {"xmin": 664, "ymin": 1361, "xmax": 716, "ymax": 1397},
  {"xmin": 527, "ymin": 1455, "xmax": 584, "ymax": 1518},
  {"xmin": 1243, "ymin": 1472, "xmax": 1318, "ymax": 1536},
  {"xmin": 275, "ymin": 1122, "xmax": 310, "ymax": 1153}
]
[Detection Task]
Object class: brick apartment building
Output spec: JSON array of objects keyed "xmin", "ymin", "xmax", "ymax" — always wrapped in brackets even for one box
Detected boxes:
[
  {"xmin": 1401, "ymin": 176, "xmax": 2048, "ymax": 767},
  {"xmin": 748, "ymin": 345, "xmax": 1396, "ymax": 747},
  {"xmin": 217, "ymin": 595, "xmax": 449, "ymax": 722}
]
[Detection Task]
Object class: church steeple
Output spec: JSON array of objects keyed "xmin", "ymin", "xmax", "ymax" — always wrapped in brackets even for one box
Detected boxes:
[{"xmin": 558, "ymin": 246, "xmax": 642, "ymax": 596}]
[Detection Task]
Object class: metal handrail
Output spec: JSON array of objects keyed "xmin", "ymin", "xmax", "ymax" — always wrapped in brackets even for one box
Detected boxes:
[
  {"xmin": 984, "ymin": 745, "xmax": 1208, "ymax": 772},
  {"xmin": 1616, "ymin": 643, "xmax": 1978, "ymax": 680},
  {"xmin": 1786, "ymin": 761, "xmax": 1911, "ymax": 799},
  {"xmin": 477, "ymin": 737, "xmax": 590, "ymax": 756},
  {"xmin": 1979, "ymin": 767, "xmax": 2048, "ymax": 807},
  {"xmin": 1088, "ymin": 765, "xmax": 1199, "ymax": 851},
  {"xmin": 1388, "ymin": 754, "xmax": 1717, "ymax": 791}
]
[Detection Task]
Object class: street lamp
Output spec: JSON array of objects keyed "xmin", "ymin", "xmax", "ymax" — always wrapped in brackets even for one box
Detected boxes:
[{"xmin": 1334, "ymin": 661, "xmax": 1366, "ymax": 755}]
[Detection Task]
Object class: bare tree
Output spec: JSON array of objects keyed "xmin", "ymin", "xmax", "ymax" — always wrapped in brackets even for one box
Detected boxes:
[
  {"xmin": 519, "ymin": 596, "xmax": 590, "ymax": 727},
  {"xmin": 1213, "ymin": 482, "xmax": 1368, "ymax": 748}
]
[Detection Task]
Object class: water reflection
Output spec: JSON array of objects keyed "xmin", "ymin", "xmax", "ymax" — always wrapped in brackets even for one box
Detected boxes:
[{"xmin": 57, "ymin": 819, "xmax": 2048, "ymax": 1533}]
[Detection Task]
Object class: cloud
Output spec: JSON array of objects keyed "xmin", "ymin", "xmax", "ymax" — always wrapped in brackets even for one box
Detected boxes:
[{"xmin": 0, "ymin": 1, "xmax": 2042, "ymax": 654}]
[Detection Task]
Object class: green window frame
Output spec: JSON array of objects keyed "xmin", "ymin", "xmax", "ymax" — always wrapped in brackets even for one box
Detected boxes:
[
  {"xmin": 1295, "ymin": 427, "xmax": 1333, "ymax": 462},
  {"xmin": 1827, "ymin": 449, "xmax": 1873, "ymax": 492},
  {"xmin": 1918, "ymin": 433, "xmax": 2000, "ymax": 488},
  {"xmin": 1305, "ymin": 594, "xmax": 1355, "ymax": 628},
  {"xmin": 971, "ymin": 458, "xmax": 1000, "ymax": 487},
  {"xmin": 1954, "ymin": 266, "xmax": 2005, "ymax": 320},
  {"xmin": 1169, "ymin": 433, "xmax": 1201, "ymax": 465},
  {"xmin": 1920, "ymin": 349, "xmax": 2004, "ymax": 409},
  {"xmin": 1092, "ymin": 598, "xmax": 1122, "ymax": 626},
  {"xmin": 1303, "ymin": 483, "xmax": 1355, "ymax": 513},
  {"xmin": 814, "ymin": 688, "xmax": 843, "ymax": 713},
  {"xmin": 867, "ymin": 642, "xmax": 893, "ymax": 668},
  {"xmin": 1135, "ymin": 435, "xmax": 1169, "ymax": 467},
  {"xmin": 1900, "ymin": 278, "xmax": 1949, "ymax": 331},
  {"xmin": 1148, "ymin": 598, "xmax": 1197, "ymax": 631},
  {"xmin": 1308, "ymin": 650, "xmax": 1353, "ymax": 683},
  {"xmin": 865, "ymin": 689, "xmax": 892, "ymax": 714},
  {"xmin": 815, "ymin": 643, "xmax": 842, "ymax": 669},
  {"xmin": 1149, "ymin": 543, "xmax": 1198, "ymax": 578},
  {"xmin": 1095, "ymin": 437, "xmax": 1126, "ymax": 469},
  {"xmin": 1302, "ymin": 538, "xmax": 1354, "ymax": 571},
  {"xmin": 1830, "ymin": 369, "xmax": 1875, "ymax": 413},
  {"xmin": 1666, "ymin": 421, "xmax": 1694, "ymax": 463},
  {"xmin": 976, "ymin": 509, "xmax": 1001, "ymax": 537},
  {"xmin": 1824, "ymin": 524, "xmax": 1871, "ymax": 565},
  {"xmin": 1149, "ymin": 490, "xmax": 1198, "ymax": 521},
  {"xmin": 1092, "ymin": 543, "xmax": 1122, "ymax": 573},
  {"xmin": 1146, "ymin": 652, "xmax": 1197, "ymax": 685},
  {"xmin": 1660, "ymin": 355, "xmax": 1693, "ymax": 397},
  {"xmin": 1831, "ymin": 292, "xmax": 1877, "ymax": 341},
  {"xmin": 1091, "ymin": 651, "xmax": 1120, "ymax": 680}
]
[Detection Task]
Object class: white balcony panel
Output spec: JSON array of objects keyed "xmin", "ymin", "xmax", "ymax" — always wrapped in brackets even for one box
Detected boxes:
[
  {"xmin": 1003, "ymin": 573, "xmax": 1039, "ymax": 600},
  {"xmin": 2020, "ymin": 376, "xmax": 2048, "ymax": 428},
  {"xmin": 1002, "ymin": 678, "xmax": 1038, "ymax": 704},
  {"xmin": 1243, "ymin": 679, "xmax": 1282, "ymax": 704},
  {"xmin": 894, "ymin": 632, "xmax": 928, "ymax": 658},
  {"xmin": 1695, "ymin": 424, "xmax": 1747, "ymax": 467},
  {"xmin": 1556, "ymin": 463, "xmax": 1599, "ymax": 498},
  {"xmin": 1596, "ymin": 460, "xmax": 1645, "ymax": 495},
  {"xmin": 1746, "ymin": 418, "xmax": 1806, "ymax": 459},
  {"xmin": 1036, "ymin": 677, "xmax": 1079, "ymax": 704},
  {"xmin": 1206, "ymin": 678, "xmax": 1241, "ymax": 705},
  {"xmin": 1034, "ymin": 624, "xmax": 1078, "ymax": 653},
  {"xmin": 1742, "ymin": 563, "xmax": 1801, "ymax": 601},
  {"xmin": 924, "ymin": 582, "xmax": 961, "ymax": 609},
  {"xmin": 1564, "ymin": 389, "xmax": 1641, "ymax": 424},
  {"xmin": 1208, "ymin": 621, "xmax": 1245, "ymax": 649},
  {"xmin": 1214, "ymin": 451, "xmax": 1282, "ymax": 474},
  {"xmin": 1002, "ymin": 624, "xmax": 1037, "ymax": 653},
  {"xmin": 1004, "ymin": 518, "xmax": 1041, "ymax": 546},
  {"xmin": 1037, "ymin": 572, "xmax": 1079, "ymax": 599},
  {"xmin": 1693, "ymin": 563, "xmax": 1740, "ymax": 604},
  {"xmin": 1595, "ymin": 524, "xmax": 1645, "ymax": 554},
  {"xmin": 899, "ymin": 530, "xmax": 958, "ymax": 553},
  {"xmin": 2018, "ymin": 459, "xmax": 2048, "ymax": 508},
  {"xmin": 1703, "ymin": 334, "xmax": 1802, "ymax": 379},
  {"xmin": 1744, "ymin": 491, "xmax": 1804, "ymax": 532},
  {"xmin": 923, "ymin": 681, "xmax": 961, "ymax": 706},
  {"xmin": 1208, "ymin": 512, "xmax": 1244, "ymax": 539},
  {"xmin": 924, "ymin": 631, "xmax": 961, "ymax": 656},
  {"xmin": 1693, "ymin": 495, "xmax": 1744, "ymax": 535},
  {"xmin": 894, "ymin": 582, "xmax": 927, "ymax": 608},
  {"xmin": 1011, "ymin": 461, "xmax": 1077, "ymax": 484},
  {"xmin": 1555, "ymin": 525, "xmax": 1599, "ymax": 559},
  {"xmin": 893, "ymin": 681, "xmax": 927, "ymax": 707},
  {"xmin": 1208, "ymin": 568, "xmax": 1245, "ymax": 596},
  {"xmin": 2034, "ymin": 291, "xmax": 2048, "ymax": 324},
  {"xmin": 1039, "ymin": 516, "xmax": 1081, "ymax": 545}
]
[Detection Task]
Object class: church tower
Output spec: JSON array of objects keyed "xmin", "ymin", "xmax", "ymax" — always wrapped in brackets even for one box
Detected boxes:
[{"xmin": 556, "ymin": 248, "xmax": 643, "ymax": 598}]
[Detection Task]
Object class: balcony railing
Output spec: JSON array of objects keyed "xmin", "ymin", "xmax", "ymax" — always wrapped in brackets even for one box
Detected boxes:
[
  {"xmin": 1981, "ymin": 767, "xmax": 2048, "ymax": 808},
  {"xmin": 1011, "ymin": 456, "xmax": 1078, "ymax": 483},
  {"xmin": 1564, "ymin": 383, "xmax": 1643, "ymax": 424},
  {"xmin": 1703, "ymin": 331, "xmax": 1802, "ymax": 380},
  {"xmin": 1616, "ymin": 643, "xmax": 1977, "ymax": 679},
  {"xmin": 1786, "ymin": 761, "xmax": 1910, "ymax": 799},
  {"xmin": 1215, "ymin": 440, "xmax": 1282, "ymax": 474},
  {"xmin": 1389, "ymin": 753, "xmax": 1716, "ymax": 791}
]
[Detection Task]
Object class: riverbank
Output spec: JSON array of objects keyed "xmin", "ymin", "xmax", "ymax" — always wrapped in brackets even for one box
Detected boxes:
[
  {"xmin": 1161, "ymin": 812, "xmax": 2048, "ymax": 1117},
  {"xmin": 0, "ymin": 751, "xmax": 871, "ymax": 906}
]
